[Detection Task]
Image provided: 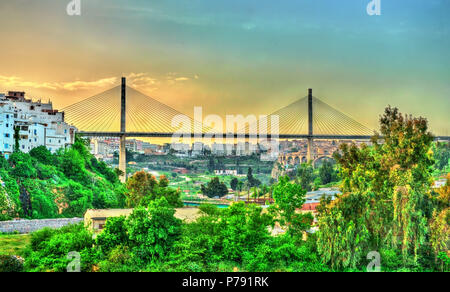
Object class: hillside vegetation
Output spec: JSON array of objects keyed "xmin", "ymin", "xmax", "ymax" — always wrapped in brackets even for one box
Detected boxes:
[{"xmin": 0, "ymin": 137, "xmax": 127, "ymax": 220}]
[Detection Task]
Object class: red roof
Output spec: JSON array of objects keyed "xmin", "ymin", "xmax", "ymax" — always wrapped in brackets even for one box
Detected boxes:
[{"xmin": 300, "ymin": 202, "xmax": 320, "ymax": 211}]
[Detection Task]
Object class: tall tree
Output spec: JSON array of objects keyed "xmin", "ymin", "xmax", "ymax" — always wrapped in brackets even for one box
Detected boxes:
[
  {"xmin": 317, "ymin": 106, "xmax": 436, "ymax": 269},
  {"xmin": 319, "ymin": 160, "xmax": 337, "ymax": 185},
  {"xmin": 433, "ymin": 142, "xmax": 450, "ymax": 171},
  {"xmin": 126, "ymin": 171, "xmax": 182, "ymax": 208},
  {"xmin": 270, "ymin": 175, "xmax": 313, "ymax": 237},
  {"xmin": 230, "ymin": 177, "xmax": 239, "ymax": 191},
  {"xmin": 247, "ymin": 167, "xmax": 261, "ymax": 187},
  {"xmin": 201, "ymin": 177, "xmax": 228, "ymax": 198},
  {"xmin": 297, "ymin": 163, "xmax": 314, "ymax": 191},
  {"xmin": 126, "ymin": 197, "xmax": 182, "ymax": 263}
]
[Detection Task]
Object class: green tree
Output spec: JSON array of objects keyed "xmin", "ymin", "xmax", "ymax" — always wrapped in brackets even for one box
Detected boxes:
[
  {"xmin": 63, "ymin": 181, "xmax": 93, "ymax": 217},
  {"xmin": 58, "ymin": 148, "xmax": 89, "ymax": 183},
  {"xmin": 200, "ymin": 177, "xmax": 228, "ymax": 198},
  {"xmin": 297, "ymin": 163, "xmax": 314, "ymax": 191},
  {"xmin": 270, "ymin": 176, "xmax": 313, "ymax": 236},
  {"xmin": 8, "ymin": 152, "xmax": 37, "ymax": 179},
  {"xmin": 429, "ymin": 173, "xmax": 449, "ymax": 268},
  {"xmin": 29, "ymin": 146, "xmax": 54, "ymax": 165},
  {"xmin": 230, "ymin": 177, "xmax": 239, "ymax": 191},
  {"xmin": 219, "ymin": 202, "xmax": 273, "ymax": 261},
  {"xmin": 126, "ymin": 197, "xmax": 182, "ymax": 263},
  {"xmin": 125, "ymin": 171, "xmax": 182, "ymax": 208},
  {"xmin": 95, "ymin": 216, "xmax": 129, "ymax": 253},
  {"xmin": 433, "ymin": 142, "xmax": 450, "ymax": 170},
  {"xmin": 247, "ymin": 167, "xmax": 261, "ymax": 187},
  {"xmin": 319, "ymin": 160, "xmax": 337, "ymax": 185},
  {"xmin": 316, "ymin": 192, "xmax": 371, "ymax": 270},
  {"xmin": 25, "ymin": 224, "xmax": 95, "ymax": 272},
  {"xmin": 318, "ymin": 106, "xmax": 436, "ymax": 269}
]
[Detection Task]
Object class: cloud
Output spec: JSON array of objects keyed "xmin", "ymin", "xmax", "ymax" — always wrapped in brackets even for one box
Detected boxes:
[
  {"xmin": 126, "ymin": 73, "xmax": 159, "ymax": 91},
  {"xmin": 0, "ymin": 75, "xmax": 118, "ymax": 91},
  {"xmin": 174, "ymin": 77, "xmax": 190, "ymax": 81},
  {"xmin": 0, "ymin": 72, "xmax": 199, "ymax": 94},
  {"xmin": 59, "ymin": 78, "xmax": 118, "ymax": 91}
]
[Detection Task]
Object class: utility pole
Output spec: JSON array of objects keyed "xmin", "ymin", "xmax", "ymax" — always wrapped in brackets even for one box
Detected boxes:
[
  {"xmin": 307, "ymin": 88, "xmax": 314, "ymax": 163},
  {"xmin": 119, "ymin": 77, "xmax": 127, "ymax": 183}
]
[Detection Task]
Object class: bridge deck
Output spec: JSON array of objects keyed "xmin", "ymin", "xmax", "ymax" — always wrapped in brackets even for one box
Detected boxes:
[{"xmin": 77, "ymin": 132, "xmax": 450, "ymax": 141}]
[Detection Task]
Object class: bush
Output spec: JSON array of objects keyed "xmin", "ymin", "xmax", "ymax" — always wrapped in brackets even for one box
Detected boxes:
[
  {"xmin": 8, "ymin": 152, "xmax": 37, "ymax": 179},
  {"xmin": 30, "ymin": 228, "xmax": 55, "ymax": 251},
  {"xmin": 62, "ymin": 181, "xmax": 93, "ymax": 217},
  {"xmin": 97, "ymin": 245, "xmax": 135, "ymax": 272},
  {"xmin": 25, "ymin": 224, "xmax": 95, "ymax": 272},
  {"xmin": 29, "ymin": 146, "xmax": 54, "ymax": 165},
  {"xmin": 95, "ymin": 216, "xmax": 128, "ymax": 253},
  {"xmin": 126, "ymin": 198, "xmax": 182, "ymax": 264},
  {"xmin": 0, "ymin": 255, "xmax": 24, "ymax": 272}
]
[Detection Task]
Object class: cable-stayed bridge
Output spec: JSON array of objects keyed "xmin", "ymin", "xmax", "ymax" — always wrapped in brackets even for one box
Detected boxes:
[{"xmin": 62, "ymin": 77, "xmax": 449, "ymax": 181}]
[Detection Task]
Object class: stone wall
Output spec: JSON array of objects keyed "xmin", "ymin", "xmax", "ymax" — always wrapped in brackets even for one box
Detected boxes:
[{"xmin": 0, "ymin": 218, "xmax": 83, "ymax": 234}]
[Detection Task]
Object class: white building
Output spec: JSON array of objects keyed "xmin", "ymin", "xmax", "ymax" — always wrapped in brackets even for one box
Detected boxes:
[
  {"xmin": 214, "ymin": 169, "xmax": 238, "ymax": 176},
  {"xmin": 0, "ymin": 91, "xmax": 77, "ymax": 158},
  {"xmin": 191, "ymin": 142, "xmax": 204, "ymax": 157},
  {"xmin": 211, "ymin": 143, "xmax": 235, "ymax": 156}
]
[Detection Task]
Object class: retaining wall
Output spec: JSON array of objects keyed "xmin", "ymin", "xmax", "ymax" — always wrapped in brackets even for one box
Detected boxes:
[{"xmin": 0, "ymin": 218, "xmax": 83, "ymax": 234}]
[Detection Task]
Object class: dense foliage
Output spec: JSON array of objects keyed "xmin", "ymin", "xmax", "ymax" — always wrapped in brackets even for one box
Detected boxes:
[
  {"xmin": 296, "ymin": 161, "xmax": 339, "ymax": 191},
  {"xmin": 201, "ymin": 177, "xmax": 229, "ymax": 198},
  {"xmin": 1, "ymin": 106, "xmax": 448, "ymax": 273},
  {"xmin": 317, "ymin": 106, "xmax": 449, "ymax": 271},
  {"xmin": 22, "ymin": 196, "xmax": 329, "ymax": 272},
  {"xmin": 0, "ymin": 137, "xmax": 126, "ymax": 220},
  {"xmin": 125, "ymin": 171, "xmax": 183, "ymax": 208}
]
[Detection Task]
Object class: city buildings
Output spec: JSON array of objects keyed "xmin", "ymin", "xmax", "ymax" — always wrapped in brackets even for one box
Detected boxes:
[{"xmin": 0, "ymin": 91, "xmax": 77, "ymax": 158}]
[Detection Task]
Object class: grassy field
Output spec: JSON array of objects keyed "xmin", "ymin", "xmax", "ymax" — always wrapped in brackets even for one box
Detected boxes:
[{"xmin": 0, "ymin": 234, "xmax": 30, "ymax": 256}]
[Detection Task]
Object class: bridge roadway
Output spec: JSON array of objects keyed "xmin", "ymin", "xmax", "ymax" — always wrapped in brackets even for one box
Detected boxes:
[{"xmin": 78, "ymin": 132, "xmax": 450, "ymax": 141}]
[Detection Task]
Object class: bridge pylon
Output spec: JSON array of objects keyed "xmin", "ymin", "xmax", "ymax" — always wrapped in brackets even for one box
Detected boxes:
[
  {"xmin": 307, "ymin": 88, "xmax": 314, "ymax": 163},
  {"xmin": 119, "ymin": 77, "xmax": 127, "ymax": 183}
]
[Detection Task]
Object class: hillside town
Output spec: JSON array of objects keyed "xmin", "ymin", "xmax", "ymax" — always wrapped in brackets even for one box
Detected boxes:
[{"xmin": 0, "ymin": 91, "xmax": 76, "ymax": 158}]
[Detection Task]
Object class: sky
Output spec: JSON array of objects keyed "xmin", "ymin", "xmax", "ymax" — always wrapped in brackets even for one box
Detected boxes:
[{"xmin": 0, "ymin": 0, "xmax": 449, "ymax": 135}]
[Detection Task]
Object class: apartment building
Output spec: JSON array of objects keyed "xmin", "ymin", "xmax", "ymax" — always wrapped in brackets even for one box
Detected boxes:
[{"xmin": 0, "ymin": 91, "xmax": 77, "ymax": 158}]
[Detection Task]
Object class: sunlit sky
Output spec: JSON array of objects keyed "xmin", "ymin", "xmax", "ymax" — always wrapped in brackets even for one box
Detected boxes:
[{"xmin": 0, "ymin": 0, "xmax": 449, "ymax": 135}]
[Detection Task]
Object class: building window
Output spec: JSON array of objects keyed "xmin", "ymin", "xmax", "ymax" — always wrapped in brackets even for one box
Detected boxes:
[
  {"xmin": 6, "ymin": 114, "xmax": 9, "ymax": 119},
  {"xmin": 4, "ymin": 134, "xmax": 9, "ymax": 138},
  {"xmin": 34, "ymin": 130, "xmax": 37, "ymax": 135},
  {"xmin": 4, "ymin": 144, "xmax": 8, "ymax": 149},
  {"xmin": 22, "ymin": 145, "xmax": 25, "ymax": 149}
]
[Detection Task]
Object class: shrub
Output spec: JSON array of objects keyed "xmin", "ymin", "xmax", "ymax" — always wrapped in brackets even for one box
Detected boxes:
[
  {"xmin": 95, "ymin": 216, "xmax": 128, "ymax": 253},
  {"xmin": 25, "ymin": 224, "xmax": 95, "ymax": 272},
  {"xmin": 126, "ymin": 197, "xmax": 182, "ymax": 264},
  {"xmin": 0, "ymin": 255, "xmax": 24, "ymax": 272}
]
